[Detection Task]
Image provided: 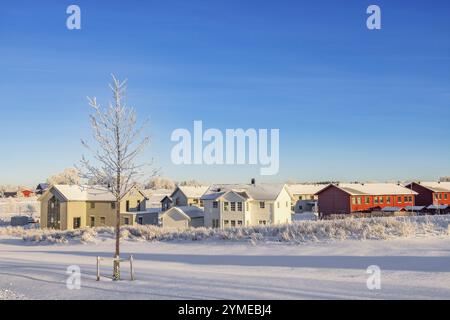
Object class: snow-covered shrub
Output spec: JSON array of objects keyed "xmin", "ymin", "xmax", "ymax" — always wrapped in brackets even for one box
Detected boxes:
[{"xmin": 2, "ymin": 214, "xmax": 449, "ymax": 245}]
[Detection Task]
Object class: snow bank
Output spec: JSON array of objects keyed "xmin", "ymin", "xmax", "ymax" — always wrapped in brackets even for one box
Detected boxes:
[{"xmin": 1, "ymin": 215, "xmax": 449, "ymax": 245}]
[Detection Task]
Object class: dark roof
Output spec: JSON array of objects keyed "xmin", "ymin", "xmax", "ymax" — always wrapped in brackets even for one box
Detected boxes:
[{"xmin": 37, "ymin": 183, "xmax": 49, "ymax": 190}]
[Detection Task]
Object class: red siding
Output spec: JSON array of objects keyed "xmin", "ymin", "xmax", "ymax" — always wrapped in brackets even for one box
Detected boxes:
[
  {"xmin": 408, "ymin": 183, "xmax": 450, "ymax": 206},
  {"xmin": 318, "ymin": 185, "xmax": 415, "ymax": 215},
  {"xmin": 432, "ymin": 192, "xmax": 450, "ymax": 206},
  {"xmin": 349, "ymin": 194, "xmax": 414, "ymax": 212}
]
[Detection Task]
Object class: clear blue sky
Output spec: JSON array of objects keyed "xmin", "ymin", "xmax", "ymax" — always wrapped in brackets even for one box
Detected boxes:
[{"xmin": 1, "ymin": 0, "xmax": 449, "ymax": 186}]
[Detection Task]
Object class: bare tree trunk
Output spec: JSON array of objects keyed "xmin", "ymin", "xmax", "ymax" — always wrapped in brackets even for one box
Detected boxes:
[{"xmin": 113, "ymin": 197, "xmax": 120, "ymax": 280}]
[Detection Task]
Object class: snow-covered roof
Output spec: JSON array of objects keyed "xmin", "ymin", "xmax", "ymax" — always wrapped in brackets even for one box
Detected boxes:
[
  {"xmin": 405, "ymin": 206, "xmax": 427, "ymax": 211},
  {"xmin": 174, "ymin": 186, "xmax": 209, "ymax": 198},
  {"xmin": 381, "ymin": 206, "xmax": 405, "ymax": 212},
  {"xmin": 414, "ymin": 182, "xmax": 450, "ymax": 193},
  {"xmin": 164, "ymin": 206, "xmax": 204, "ymax": 219},
  {"xmin": 427, "ymin": 204, "xmax": 449, "ymax": 210},
  {"xmin": 142, "ymin": 189, "xmax": 173, "ymax": 207},
  {"xmin": 287, "ymin": 184, "xmax": 327, "ymax": 195},
  {"xmin": 50, "ymin": 185, "xmax": 116, "ymax": 201},
  {"xmin": 201, "ymin": 183, "xmax": 286, "ymax": 201},
  {"xmin": 318, "ymin": 183, "xmax": 418, "ymax": 196}
]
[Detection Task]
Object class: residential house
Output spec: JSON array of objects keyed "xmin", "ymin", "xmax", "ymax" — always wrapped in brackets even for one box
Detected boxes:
[
  {"xmin": 142, "ymin": 188, "xmax": 174, "ymax": 211},
  {"xmin": 201, "ymin": 181, "xmax": 292, "ymax": 228},
  {"xmin": 170, "ymin": 185, "xmax": 209, "ymax": 207},
  {"xmin": 39, "ymin": 185, "xmax": 147, "ymax": 230},
  {"xmin": 405, "ymin": 182, "xmax": 450, "ymax": 207},
  {"xmin": 20, "ymin": 189, "xmax": 35, "ymax": 198},
  {"xmin": 316, "ymin": 183, "xmax": 417, "ymax": 216},
  {"xmin": 287, "ymin": 184, "xmax": 327, "ymax": 213},
  {"xmin": 135, "ymin": 206, "xmax": 204, "ymax": 228},
  {"xmin": 36, "ymin": 183, "xmax": 49, "ymax": 195}
]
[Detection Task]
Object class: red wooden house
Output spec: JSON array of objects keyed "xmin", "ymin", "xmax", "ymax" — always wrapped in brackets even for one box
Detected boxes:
[
  {"xmin": 20, "ymin": 189, "xmax": 35, "ymax": 198},
  {"xmin": 315, "ymin": 183, "xmax": 417, "ymax": 216},
  {"xmin": 405, "ymin": 182, "xmax": 450, "ymax": 206}
]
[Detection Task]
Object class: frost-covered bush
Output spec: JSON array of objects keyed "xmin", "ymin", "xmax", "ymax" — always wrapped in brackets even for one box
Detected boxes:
[{"xmin": 1, "ymin": 214, "xmax": 449, "ymax": 245}]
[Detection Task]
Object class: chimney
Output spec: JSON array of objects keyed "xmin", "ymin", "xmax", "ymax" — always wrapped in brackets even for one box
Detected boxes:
[{"xmin": 251, "ymin": 178, "xmax": 256, "ymax": 186}]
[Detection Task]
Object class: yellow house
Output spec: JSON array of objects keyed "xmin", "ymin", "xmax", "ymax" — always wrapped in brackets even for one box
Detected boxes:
[
  {"xmin": 39, "ymin": 185, "xmax": 147, "ymax": 230},
  {"xmin": 169, "ymin": 185, "xmax": 209, "ymax": 207}
]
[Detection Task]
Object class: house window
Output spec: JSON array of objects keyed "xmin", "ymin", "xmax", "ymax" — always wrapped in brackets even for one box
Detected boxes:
[
  {"xmin": 260, "ymin": 202, "xmax": 265, "ymax": 209},
  {"xmin": 213, "ymin": 201, "xmax": 218, "ymax": 208},
  {"xmin": 224, "ymin": 202, "xmax": 229, "ymax": 211},
  {"xmin": 434, "ymin": 194, "xmax": 438, "ymax": 200},
  {"xmin": 100, "ymin": 217, "xmax": 106, "ymax": 225},
  {"xmin": 231, "ymin": 202, "xmax": 236, "ymax": 211},
  {"xmin": 299, "ymin": 196, "xmax": 303, "ymax": 200},
  {"xmin": 237, "ymin": 202, "xmax": 243, "ymax": 211},
  {"xmin": 224, "ymin": 220, "xmax": 229, "ymax": 226},
  {"xmin": 386, "ymin": 197, "xmax": 391, "ymax": 204},
  {"xmin": 397, "ymin": 196, "xmax": 402, "ymax": 203},
  {"xmin": 124, "ymin": 217, "xmax": 130, "ymax": 225},
  {"xmin": 246, "ymin": 202, "xmax": 249, "ymax": 211},
  {"xmin": 374, "ymin": 197, "xmax": 379, "ymax": 204},
  {"xmin": 445, "ymin": 194, "xmax": 448, "ymax": 200},
  {"xmin": 365, "ymin": 197, "xmax": 370, "ymax": 204},
  {"xmin": 352, "ymin": 197, "xmax": 356, "ymax": 205},
  {"xmin": 111, "ymin": 202, "xmax": 116, "ymax": 210},
  {"xmin": 73, "ymin": 217, "xmax": 81, "ymax": 229},
  {"xmin": 212, "ymin": 219, "xmax": 219, "ymax": 228},
  {"xmin": 439, "ymin": 194, "xmax": 442, "ymax": 200},
  {"xmin": 357, "ymin": 197, "xmax": 362, "ymax": 205},
  {"xmin": 137, "ymin": 200, "xmax": 141, "ymax": 211},
  {"xmin": 259, "ymin": 220, "xmax": 267, "ymax": 225},
  {"xmin": 90, "ymin": 216, "xmax": 95, "ymax": 227},
  {"xmin": 200, "ymin": 200, "xmax": 204, "ymax": 207},
  {"xmin": 126, "ymin": 201, "xmax": 130, "ymax": 212},
  {"xmin": 379, "ymin": 197, "xmax": 384, "ymax": 204},
  {"xmin": 90, "ymin": 202, "xmax": 95, "ymax": 209},
  {"xmin": 138, "ymin": 217, "xmax": 143, "ymax": 225},
  {"xmin": 238, "ymin": 220, "xmax": 243, "ymax": 226},
  {"xmin": 231, "ymin": 220, "xmax": 236, "ymax": 227}
]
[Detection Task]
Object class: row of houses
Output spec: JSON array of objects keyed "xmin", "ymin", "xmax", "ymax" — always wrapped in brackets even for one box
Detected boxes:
[{"xmin": 38, "ymin": 180, "xmax": 450, "ymax": 231}]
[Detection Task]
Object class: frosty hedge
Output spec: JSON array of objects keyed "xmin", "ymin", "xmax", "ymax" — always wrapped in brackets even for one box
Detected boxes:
[{"xmin": 0, "ymin": 215, "xmax": 449, "ymax": 245}]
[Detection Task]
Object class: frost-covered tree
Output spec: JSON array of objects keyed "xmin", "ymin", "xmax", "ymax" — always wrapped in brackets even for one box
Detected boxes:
[
  {"xmin": 78, "ymin": 75, "xmax": 156, "ymax": 280},
  {"xmin": 47, "ymin": 168, "xmax": 80, "ymax": 185},
  {"xmin": 145, "ymin": 177, "xmax": 176, "ymax": 190},
  {"xmin": 178, "ymin": 180, "xmax": 203, "ymax": 187}
]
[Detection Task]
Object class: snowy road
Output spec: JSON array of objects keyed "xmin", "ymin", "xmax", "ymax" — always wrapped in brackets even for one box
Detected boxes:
[{"xmin": 1, "ymin": 237, "xmax": 450, "ymax": 300}]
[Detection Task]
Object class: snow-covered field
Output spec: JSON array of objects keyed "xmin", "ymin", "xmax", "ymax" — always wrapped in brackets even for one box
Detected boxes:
[{"xmin": 1, "ymin": 228, "xmax": 450, "ymax": 299}]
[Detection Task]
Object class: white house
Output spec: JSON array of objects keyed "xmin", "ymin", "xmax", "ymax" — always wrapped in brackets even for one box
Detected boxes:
[
  {"xmin": 201, "ymin": 181, "xmax": 292, "ymax": 228},
  {"xmin": 287, "ymin": 184, "xmax": 328, "ymax": 213}
]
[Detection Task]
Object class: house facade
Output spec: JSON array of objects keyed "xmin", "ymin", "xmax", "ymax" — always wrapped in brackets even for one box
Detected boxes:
[
  {"xmin": 316, "ymin": 183, "xmax": 417, "ymax": 216},
  {"xmin": 405, "ymin": 182, "xmax": 450, "ymax": 207},
  {"xmin": 39, "ymin": 185, "xmax": 147, "ymax": 230},
  {"xmin": 169, "ymin": 185, "xmax": 209, "ymax": 207},
  {"xmin": 287, "ymin": 184, "xmax": 327, "ymax": 213},
  {"xmin": 201, "ymin": 183, "xmax": 292, "ymax": 228}
]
